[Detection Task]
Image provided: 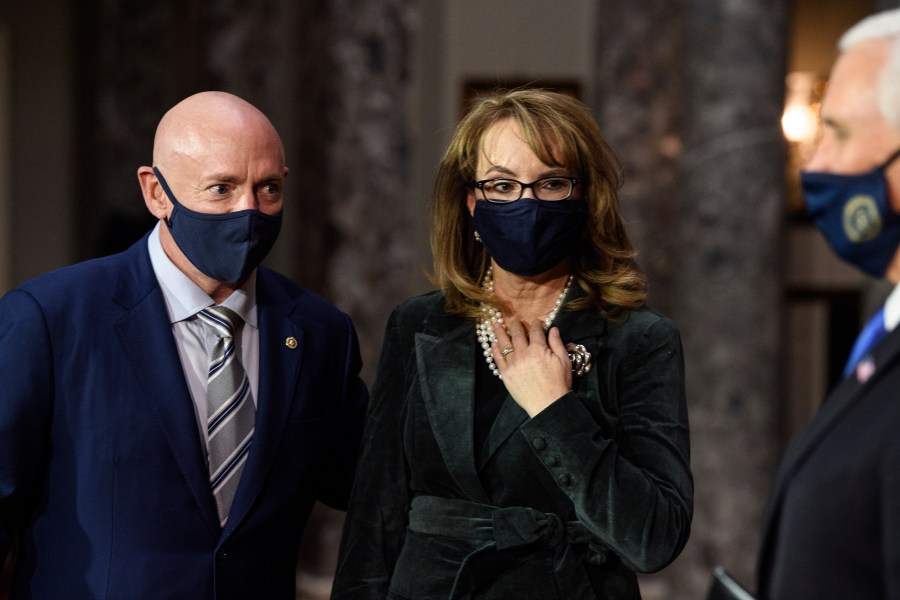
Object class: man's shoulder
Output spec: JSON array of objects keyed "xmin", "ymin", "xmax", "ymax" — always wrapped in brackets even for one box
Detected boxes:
[{"xmin": 16, "ymin": 239, "xmax": 147, "ymax": 300}]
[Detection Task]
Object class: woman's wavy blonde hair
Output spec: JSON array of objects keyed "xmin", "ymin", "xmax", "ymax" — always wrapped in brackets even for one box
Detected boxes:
[{"xmin": 430, "ymin": 88, "xmax": 647, "ymax": 320}]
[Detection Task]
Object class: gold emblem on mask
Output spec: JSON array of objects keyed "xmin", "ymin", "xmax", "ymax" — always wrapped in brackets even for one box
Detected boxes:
[{"xmin": 842, "ymin": 194, "xmax": 882, "ymax": 243}]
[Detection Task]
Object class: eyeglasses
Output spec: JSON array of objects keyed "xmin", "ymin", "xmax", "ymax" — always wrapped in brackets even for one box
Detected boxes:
[{"xmin": 473, "ymin": 176, "xmax": 581, "ymax": 202}]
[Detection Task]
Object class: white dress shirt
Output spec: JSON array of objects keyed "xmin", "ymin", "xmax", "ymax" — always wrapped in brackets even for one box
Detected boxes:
[{"xmin": 883, "ymin": 282, "xmax": 900, "ymax": 334}]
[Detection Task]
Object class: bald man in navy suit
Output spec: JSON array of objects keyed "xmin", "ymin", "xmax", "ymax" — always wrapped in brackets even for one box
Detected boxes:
[{"xmin": 0, "ymin": 91, "xmax": 368, "ymax": 599}]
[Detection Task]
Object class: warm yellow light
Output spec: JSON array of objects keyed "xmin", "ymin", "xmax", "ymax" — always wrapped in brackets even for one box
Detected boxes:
[
  {"xmin": 781, "ymin": 71, "xmax": 823, "ymax": 144},
  {"xmin": 782, "ymin": 102, "xmax": 818, "ymax": 143}
]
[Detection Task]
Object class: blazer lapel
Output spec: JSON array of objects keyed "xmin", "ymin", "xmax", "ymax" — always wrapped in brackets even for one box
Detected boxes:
[
  {"xmin": 416, "ymin": 322, "xmax": 491, "ymax": 504},
  {"xmin": 415, "ymin": 300, "xmax": 609, "ymax": 497},
  {"xmin": 223, "ymin": 273, "xmax": 305, "ymax": 534},
  {"xmin": 477, "ymin": 306, "xmax": 608, "ymax": 470},
  {"xmin": 112, "ymin": 241, "xmax": 220, "ymax": 534}
]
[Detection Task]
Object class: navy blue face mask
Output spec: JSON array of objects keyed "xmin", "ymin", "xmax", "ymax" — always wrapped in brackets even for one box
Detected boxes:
[
  {"xmin": 802, "ymin": 148, "xmax": 900, "ymax": 277},
  {"xmin": 153, "ymin": 166, "xmax": 282, "ymax": 284},
  {"xmin": 472, "ymin": 198, "xmax": 585, "ymax": 276}
]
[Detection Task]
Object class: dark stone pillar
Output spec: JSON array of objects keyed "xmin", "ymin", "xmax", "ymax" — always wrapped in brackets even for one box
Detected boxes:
[
  {"xmin": 196, "ymin": 0, "xmax": 416, "ymax": 382},
  {"xmin": 594, "ymin": 1, "xmax": 684, "ymax": 315},
  {"xmin": 75, "ymin": 2, "xmax": 207, "ymax": 260},
  {"xmin": 675, "ymin": 0, "xmax": 789, "ymax": 595},
  {"xmin": 595, "ymin": 1, "xmax": 788, "ymax": 597},
  {"xmin": 325, "ymin": 0, "xmax": 417, "ymax": 381}
]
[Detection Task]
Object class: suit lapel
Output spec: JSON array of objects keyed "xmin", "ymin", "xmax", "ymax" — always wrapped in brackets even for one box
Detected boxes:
[
  {"xmin": 224, "ymin": 271, "xmax": 305, "ymax": 534},
  {"xmin": 112, "ymin": 239, "xmax": 220, "ymax": 534},
  {"xmin": 416, "ymin": 321, "xmax": 491, "ymax": 504},
  {"xmin": 759, "ymin": 324, "xmax": 900, "ymax": 576},
  {"xmin": 851, "ymin": 321, "xmax": 900, "ymax": 389},
  {"xmin": 769, "ymin": 326, "xmax": 900, "ymax": 500}
]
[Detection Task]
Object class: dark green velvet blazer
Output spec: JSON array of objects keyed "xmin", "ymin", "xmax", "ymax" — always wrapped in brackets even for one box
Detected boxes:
[{"xmin": 332, "ymin": 291, "xmax": 692, "ymax": 600}]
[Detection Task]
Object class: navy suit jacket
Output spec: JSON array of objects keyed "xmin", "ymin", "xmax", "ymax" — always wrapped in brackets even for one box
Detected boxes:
[
  {"xmin": 757, "ymin": 325, "xmax": 900, "ymax": 599},
  {"xmin": 0, "ymin": 234, "xmax": 368, "ymax": 599}
]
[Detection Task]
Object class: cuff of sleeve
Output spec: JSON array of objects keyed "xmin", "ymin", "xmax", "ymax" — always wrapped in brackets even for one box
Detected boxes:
[
  {"xmin": 522, "ymin": 391, "xmax": 598, "ymax": 439},
  {"xmin": 519, "ymin": 391, "xmax": 608, "ymax": 489}
]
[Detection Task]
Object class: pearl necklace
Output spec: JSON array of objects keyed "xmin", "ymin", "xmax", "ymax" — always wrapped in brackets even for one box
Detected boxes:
[{"xmin": 476, "ymin": 267, "xmax": 574, "ymax": 378}]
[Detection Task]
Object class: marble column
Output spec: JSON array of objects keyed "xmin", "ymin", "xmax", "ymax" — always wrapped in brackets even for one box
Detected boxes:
[
  {"xmin": 594, "ymin": 0, "xmax": 684, "ymax": 315},
  {"xmin": 204, "ymin": 0, "xmax": 417, "ymax": 381},
  {"xmin": 595, "ymin": 1, "xmax": 788, "ymax": 597},
  {"xmin": 72, "ymin": 1, "xmax": 195, "ymax": 258},
  {"xmin": 677, "ymin": 0, "xmax": 789, "ymax": 595},
  {"xmin": 325, "ymin": 0, "xmax": 417, "ymax": 381}
]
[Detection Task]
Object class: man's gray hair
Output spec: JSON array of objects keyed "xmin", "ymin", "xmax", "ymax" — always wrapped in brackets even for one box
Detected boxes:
[{"xmin": 839, "ymin": 8, "xmax": 900, "ymax": 130}]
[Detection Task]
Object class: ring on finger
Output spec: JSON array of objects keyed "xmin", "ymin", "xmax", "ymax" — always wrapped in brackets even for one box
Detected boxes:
[{"xmin": 501, "ymin": 346, "xmax": 515, "ymax": 356}]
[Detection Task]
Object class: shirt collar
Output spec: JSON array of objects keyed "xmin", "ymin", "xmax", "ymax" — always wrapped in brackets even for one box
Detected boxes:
[
  {"xmin": 147, "ymin": 222, "xmax": 258, "ymax": 328},
  {"xmin": 883, "ymin": 282, "xmax": 900, "ymax": 332}
]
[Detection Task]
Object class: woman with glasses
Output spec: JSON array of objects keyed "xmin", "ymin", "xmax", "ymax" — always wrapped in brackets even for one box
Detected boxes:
[{"xmin": 332, "ymin": 89, "xmax": 692, "ymax": 599}]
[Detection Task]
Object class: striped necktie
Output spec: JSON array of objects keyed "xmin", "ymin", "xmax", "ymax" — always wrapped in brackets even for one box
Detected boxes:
[{"xmin": 197, "ymin": 306, "xmax": 255, "ymax": 527}]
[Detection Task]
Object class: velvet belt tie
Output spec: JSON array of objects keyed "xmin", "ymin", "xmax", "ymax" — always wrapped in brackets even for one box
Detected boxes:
[{"xmin": 407, "ymin": 495, "xmax": 609, "ymax": 599}]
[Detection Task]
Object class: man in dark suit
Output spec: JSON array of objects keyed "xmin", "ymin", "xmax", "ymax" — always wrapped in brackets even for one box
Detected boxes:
[
  {"xmin": 0, "ymin": 91, "xmax": 368, "ymax": 599},
  {"xmin": 757, "ymin": 9, "xmax": 900, "ymax": 600}
]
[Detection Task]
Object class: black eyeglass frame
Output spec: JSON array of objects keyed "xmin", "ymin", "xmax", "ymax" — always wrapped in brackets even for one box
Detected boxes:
[{"xmin": 472, "ymin": 176, "xmax": 581, "ymax": 202}]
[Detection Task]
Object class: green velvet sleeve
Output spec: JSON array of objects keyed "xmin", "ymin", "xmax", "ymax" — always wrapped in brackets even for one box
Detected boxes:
[{"xmin": 519, "ymin": 314, "xmax": 692, "ymax": 573}]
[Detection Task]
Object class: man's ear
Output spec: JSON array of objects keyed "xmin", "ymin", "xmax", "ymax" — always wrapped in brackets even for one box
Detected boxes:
[
  {"xmin": 137, "ymin": 166, "xmax": 168, "ymax": 219},
  {"xmin": 886, "ymin": 157, "xmax": 900, "ymax": 214}
]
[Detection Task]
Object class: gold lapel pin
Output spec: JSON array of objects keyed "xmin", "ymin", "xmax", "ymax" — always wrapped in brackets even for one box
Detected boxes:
[{"xmin": 285, "ymin": 336, "xmax": 298, "ymax": 349}]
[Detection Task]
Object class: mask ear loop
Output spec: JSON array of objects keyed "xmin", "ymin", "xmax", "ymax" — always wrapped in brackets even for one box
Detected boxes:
[
  {"xmin": 881, "ymin": 147, "xmax": 900, "ymax": 169},
  {"xmin": 152, "ymin": 166, "xmax": 182, "ymax": 230},
  {"xmin": 152, "ymin": 166, "xmax": 179, "ymax": 203}
]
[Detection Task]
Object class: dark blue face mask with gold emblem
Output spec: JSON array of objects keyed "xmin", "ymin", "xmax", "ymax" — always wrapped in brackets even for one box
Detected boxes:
[{"xmin": 802, "ymin": 148, "xmax": 900, "ymax": 277}]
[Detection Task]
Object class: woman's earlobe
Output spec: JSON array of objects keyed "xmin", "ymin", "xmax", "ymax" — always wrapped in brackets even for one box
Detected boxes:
[{"xmin": 466, "ymin": 190, "xmax": 477, "ymax": 216}]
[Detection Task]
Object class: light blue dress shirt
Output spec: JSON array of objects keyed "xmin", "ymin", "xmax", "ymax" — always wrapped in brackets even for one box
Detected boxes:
[{"xmin": 146, "ymin": 223, "xmax": 260, "ymax": 448}]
